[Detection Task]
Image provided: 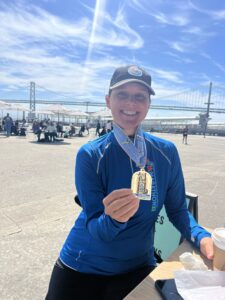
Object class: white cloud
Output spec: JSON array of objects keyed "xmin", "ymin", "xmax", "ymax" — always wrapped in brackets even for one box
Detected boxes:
[
  {"xmin": 0, "ymin": 2, "xmax": 144, "ymax": 98},
  {"xmin": 151, "ymin": 68, "xmax": 183, "ymax": 84},
  {"xmin": 0, "ymin": 0, "xmax": 224, "ymax": 107},
  {"xmin": 0, "ymin": 4, "xmax": 90, "ymax": 44},
  {"xmin": 188, "ymin": 1, "xmax": 225, "ymax": 20},
  {"xmin": 166, "ymin": 36, "xmax": 206, "ymax": 54},
  {"xmin": 128, "ymin": 0, "xmax": 190, "ymax": 26},
  {"xmin": 167, "ymin": 41, "xmax": 186, "ymax": 53},
  {"xmin": 82, "ymin": 4, "xmax": 144, "ymax": 49},
  {"xmin": 150, "ymin": 12, "xmax": 190, "ymax": 26},
  {"xmin": 213, "ymin": 62, "xmax": 225, "ymax": 73},
  {"xmin": 0, "ymin": 2, "xmax": 143, "ymax": 54},
  {"xmin": 201, "ymin": 52, "xmax": 225, "ymax": 74},
  {"xmin": 212, "ymin": 10, "xmax": 225, "ymax": 20},
  {"xmin": 165, "ymin": 51, "xmax": 194, "ymax": 64},
  {"xmin": 182, "ymin": 26, "xmax": 216, "ymax": 37}
]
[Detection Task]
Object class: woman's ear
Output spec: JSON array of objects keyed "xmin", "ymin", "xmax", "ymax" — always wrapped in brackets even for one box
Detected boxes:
[{"xmin": 105, "ymin": 94, "xmax": 111, "ymax": 109}]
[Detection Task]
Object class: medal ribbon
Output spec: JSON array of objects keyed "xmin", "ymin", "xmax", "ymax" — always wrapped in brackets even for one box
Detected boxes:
[{"xmin": 113, "ymin": 123, "xmax": 147, "ymax": 169}]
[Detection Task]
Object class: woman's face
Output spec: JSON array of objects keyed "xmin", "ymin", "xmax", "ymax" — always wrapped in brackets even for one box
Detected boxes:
[{"xmin": 105, "ymin": 82, "xmax": 150, "ymax": 135}]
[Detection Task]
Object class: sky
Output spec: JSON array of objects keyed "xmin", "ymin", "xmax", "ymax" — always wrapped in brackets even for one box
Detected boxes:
[{"xmin": 0, "ymin": 0, "xmax": 225, "ymax": 120}]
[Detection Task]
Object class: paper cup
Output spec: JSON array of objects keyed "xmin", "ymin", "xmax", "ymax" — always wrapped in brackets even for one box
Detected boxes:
[{"xmin": 212, "ymin": 227, "xmax": 225, "ymax": 271}]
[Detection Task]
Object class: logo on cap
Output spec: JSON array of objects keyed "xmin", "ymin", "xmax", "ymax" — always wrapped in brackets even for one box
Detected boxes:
[{"xmin": 127, "ymin": 66, "xmax": 142, "ymax": 77}]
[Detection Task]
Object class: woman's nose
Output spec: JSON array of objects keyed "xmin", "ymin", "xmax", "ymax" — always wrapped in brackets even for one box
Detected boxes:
[{"xmin": 125, "ymin": 94, "xmax": 138, "ymax": 104}]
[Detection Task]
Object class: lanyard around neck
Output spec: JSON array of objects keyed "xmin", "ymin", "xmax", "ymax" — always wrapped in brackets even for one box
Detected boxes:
[{"xmin": 113, "ymin": 123, "xmax": 147, "ymax": 169}]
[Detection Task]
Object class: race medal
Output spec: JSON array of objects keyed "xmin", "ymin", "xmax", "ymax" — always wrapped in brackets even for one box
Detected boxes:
[
  {"xmin": 113, "ymin": 124, "xmax": 151, "ymax": 200},
  {"xmin": 131, "ymin": 168, "xmax": 152, "ymax": 200}
]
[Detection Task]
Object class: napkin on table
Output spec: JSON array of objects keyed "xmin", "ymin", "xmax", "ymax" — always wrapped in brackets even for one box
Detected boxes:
[{"xmin": 174, "ymin": 270, "xmax": 225, "ymax": 300}]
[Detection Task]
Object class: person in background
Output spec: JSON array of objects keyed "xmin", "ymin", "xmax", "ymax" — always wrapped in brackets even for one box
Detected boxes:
[
  {"xmin": 15, "ymin": 120, "xmax": 19, "ymax": 132},
  {"xmin": 56, "ymin": 122, "xmax": 64, "ymax": 137},
  {"xmin": 11, "ymin": 122, "xmax": 19, "ymax": 136},
  {"xmin": 79, "ymin": 124, "xmax": 86, "ymax": 137},
  {"xmin": 99, "ymin": 125, "xmax": 107, "ymax": 137},
  {"xmin": 96, "ymin": 120, "xmax": 101, "ymax": 136},
  {"xmin": 32, "ymin": 120, "xmax": 40, "ymax": 134},
  {"xmin": 22, "ymin": 118, "xmax": 26, "ymax": 126},
  {"xmin": 69, "ymin": 124, "xmax": 76, "ymax": 137},
  {"xmin": 46, "ymin": 121, "xmax": 57, "ymax": 142},
  {"xmin": 32, "ymin": 120, "xmax": 43, "ymax": 142},
  {"xmin": 3, "ymin": 113, "xmax": 13, "ymax": 137},
  {"xmin": 182, "ymin": 125, "xmax": 188, "ymax": 144},
  {"xmin": 40, "ymin": 119, "xmax": 47, "ymax": 130},
  {"xmin": 46, "ymin": 65, "xmax": 213, "ymax": 300}
]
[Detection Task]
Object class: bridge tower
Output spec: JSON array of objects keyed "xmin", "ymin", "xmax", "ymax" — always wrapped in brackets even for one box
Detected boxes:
[
  {"xmin": 28, "ymin": 82, "xmax": 36, "ymax": 121},
  {"xmin": 30, "ymin": 82, "xmax": 36, "ymax": 111},
  {"xmin": 203, "ymin": 82, "xmax": 213, "ymax": 137}
]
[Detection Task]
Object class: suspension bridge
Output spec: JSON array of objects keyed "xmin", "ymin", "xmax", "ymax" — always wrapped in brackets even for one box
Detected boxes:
[{"xmin": 1, "ymin": 82, "xmax": 225, "ymax": 114}]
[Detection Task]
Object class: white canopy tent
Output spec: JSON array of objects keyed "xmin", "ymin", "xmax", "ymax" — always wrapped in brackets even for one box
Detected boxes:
[
  {"xmin": 0, "ymin": 101, "xmax": 11, "ymax": 123},
  {"xmin": 35, "ymin": 110, "xmax": 55, "ymax": 120},
  {"xmin": 36, "ymin": 110, "xmax": 55, "ymax": 115},
  {"xmin": 7, "ymin": 103, "xmax": 30, "ymax": 112},
  {"xmin": 7, "ymin": 103, "xmax": 30, "ymax": 120},
  {"xmin": 67, "ymin": 110, "xmax": 89, "ymax": 126},
  {"xmin": 69, "ymin": 110, "xmax": 89, "ymax": 117},
  {"xmin": 46, "ymin": 104, "xmax": 71, "ymax": 122},
  {"xmin": 0, "ymin": 101, "xmax": 11, "ymax": 110},
  {"xmin": 91, "ymin": 109, "xmax": 112, "ymax": 119},
  {"xmin": 46, "ymin": 104, "xmax": 70, "ymax": 113}
]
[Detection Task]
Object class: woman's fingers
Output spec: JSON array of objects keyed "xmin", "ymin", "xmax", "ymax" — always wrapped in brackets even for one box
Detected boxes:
[
  {"xmin": 200, "ymin": 237, "xmax": 214, "ymax": 260},
  {"xmin": 103, "ymin": 189, "xmax": 133, "ymax": 206},
  {"xmin": 111, "ymin": 199, "xmax": 140, "ymax": 223},
  {"xmin": 103, "ymin": 189, "xmax": 140, "ymax": 222}
]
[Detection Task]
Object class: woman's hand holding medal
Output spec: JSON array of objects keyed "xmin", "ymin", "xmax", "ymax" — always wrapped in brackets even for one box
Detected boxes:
[{"xmin": 103, "ymin": 189, "xmax": 140, "ymax": 223}]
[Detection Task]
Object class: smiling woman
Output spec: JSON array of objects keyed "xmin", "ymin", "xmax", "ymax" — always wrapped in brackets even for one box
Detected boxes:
[
  {"xmin": 105, "ymin": 65, "xmax": 154, "ymax": 136},
  {"xmin": 106, "ymin": 82, "xmax": 151, "ymax": 136},
  {"xmin": 45, "ymin": 65, "xmax": 213, "ymax": 300}
]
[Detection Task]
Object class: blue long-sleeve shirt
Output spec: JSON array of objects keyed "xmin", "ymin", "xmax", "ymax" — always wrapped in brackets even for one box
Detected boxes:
[{"xmin": 60, "ymin": 131, "xmax": 211, "ymax": 275}]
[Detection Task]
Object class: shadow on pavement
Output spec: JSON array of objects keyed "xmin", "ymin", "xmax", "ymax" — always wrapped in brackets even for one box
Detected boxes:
[{"xmin": 29, "ymin": 141, "xmax": 71, "ymax": 146}]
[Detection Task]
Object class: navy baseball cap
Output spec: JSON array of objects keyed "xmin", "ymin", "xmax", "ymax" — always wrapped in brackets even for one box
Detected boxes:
[{"xmin": 109, "ymin": 65, "xmax": 155, "ymax": 95}]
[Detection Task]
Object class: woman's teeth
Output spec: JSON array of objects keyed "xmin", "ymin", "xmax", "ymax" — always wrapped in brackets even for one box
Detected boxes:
[{"xmin": 122, "ymin": 111, "xmax": 137, "ymax": 116}]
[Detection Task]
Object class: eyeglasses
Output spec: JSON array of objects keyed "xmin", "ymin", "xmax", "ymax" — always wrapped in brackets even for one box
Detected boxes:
[{"xmin": 114, "ymin": 91, "xmax": 150, "ymax": 104}]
